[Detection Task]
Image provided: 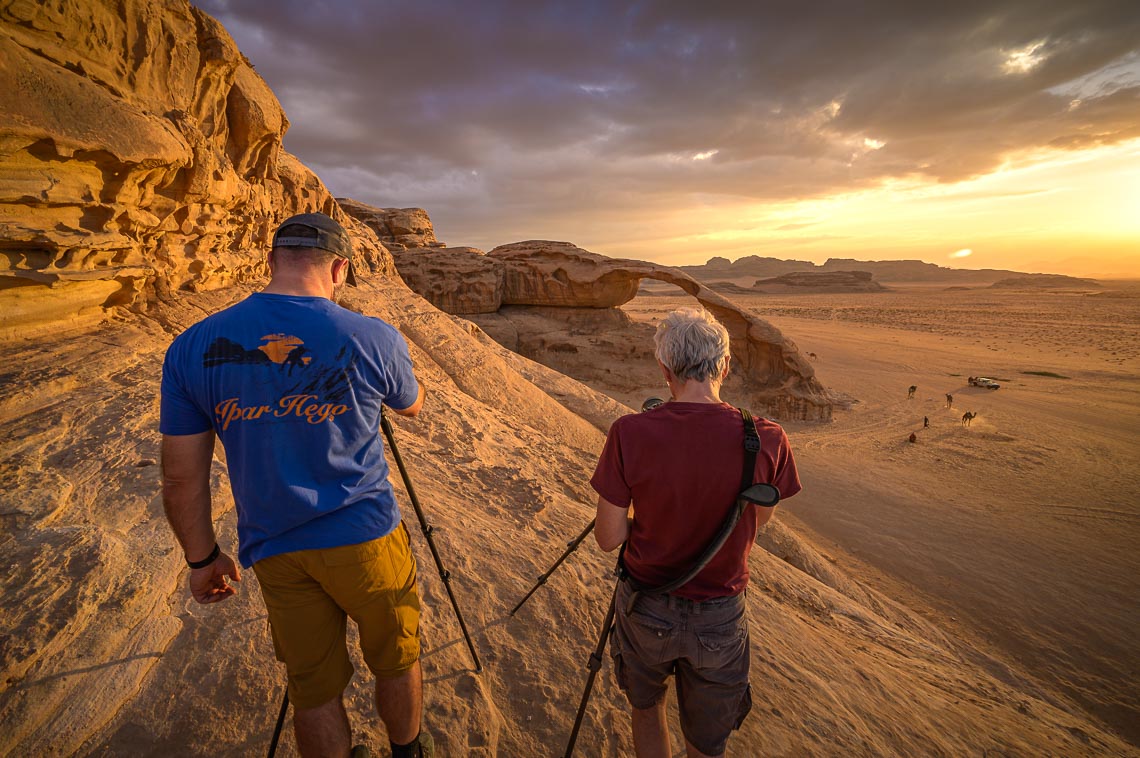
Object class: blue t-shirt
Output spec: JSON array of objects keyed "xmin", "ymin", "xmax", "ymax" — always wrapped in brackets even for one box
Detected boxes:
[{"xmin": 159, "ymin": 293, "xmax": 420, "ymax": 567}]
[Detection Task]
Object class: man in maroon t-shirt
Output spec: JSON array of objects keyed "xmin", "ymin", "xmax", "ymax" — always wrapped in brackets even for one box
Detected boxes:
[{"xmin": 592, "ymin": 307, "xmax": 800, "ymax": 758}]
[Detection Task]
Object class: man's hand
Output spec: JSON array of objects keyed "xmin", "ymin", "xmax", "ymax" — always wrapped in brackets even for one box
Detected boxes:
[{"xmin": 189, "ymin": 551, "xmax": 241, "ymax": 604}]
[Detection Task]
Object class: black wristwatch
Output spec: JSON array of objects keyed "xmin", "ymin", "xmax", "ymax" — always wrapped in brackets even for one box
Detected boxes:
[{"xmin": 187, "ymin": 542, "xmax": 220, "ymax": 569}]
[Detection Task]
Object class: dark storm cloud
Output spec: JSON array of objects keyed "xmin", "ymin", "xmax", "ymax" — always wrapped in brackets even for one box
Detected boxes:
[{"xmin": 195, "ymin": 0, "xmax": 1140, "ymax": 246}]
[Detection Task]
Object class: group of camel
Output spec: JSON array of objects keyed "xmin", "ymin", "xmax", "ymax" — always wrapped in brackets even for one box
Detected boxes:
[{"xmin": 907, "ymin": 385, "xmax": 978, "ymax": 431}]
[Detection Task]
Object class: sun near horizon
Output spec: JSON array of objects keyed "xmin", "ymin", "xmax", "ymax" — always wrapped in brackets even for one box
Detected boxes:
[
  {"xmin": 201, "ymin": 2, "xmax": 1140, "ymax": 281},
  {"xmin": 584, "ymin": 138, "xmax": 1140, "ymax": 280}
]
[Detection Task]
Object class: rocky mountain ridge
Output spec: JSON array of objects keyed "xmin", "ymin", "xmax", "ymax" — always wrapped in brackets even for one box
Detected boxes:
[{"xmin": 684, "ymin": 255, "xmax": 1101, "ymax": 286}]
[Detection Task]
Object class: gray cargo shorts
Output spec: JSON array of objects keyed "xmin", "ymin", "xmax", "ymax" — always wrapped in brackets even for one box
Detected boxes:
[{"xmin": 610, "ymin": 578, "xmax": 752, "ymax": 755}]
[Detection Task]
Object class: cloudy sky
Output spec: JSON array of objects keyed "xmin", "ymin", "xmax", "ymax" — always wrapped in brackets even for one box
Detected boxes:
[{"xmin": 197, "ymin": 1, "xmax": 1140, "ymax": 276}]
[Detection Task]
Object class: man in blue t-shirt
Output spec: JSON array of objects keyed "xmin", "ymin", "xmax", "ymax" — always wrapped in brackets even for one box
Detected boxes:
[{"xmin": 160, "ymin": 213, "xmax": 432, "ymax": 758}]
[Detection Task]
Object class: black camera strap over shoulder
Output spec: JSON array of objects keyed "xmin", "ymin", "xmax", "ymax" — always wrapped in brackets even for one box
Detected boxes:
[
  {"xmin": 618, "ymin": 408, "xmax": 763, "ymax": 615},
  {"xmin": 740, "ymin": 408, "xmax": 761, "ymax": 489}
]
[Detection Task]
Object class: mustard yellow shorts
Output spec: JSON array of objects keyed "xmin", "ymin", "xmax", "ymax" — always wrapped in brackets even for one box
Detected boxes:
[{"xmin": 253, "ymin": 523, "xmax": 420, "ymax": 709}]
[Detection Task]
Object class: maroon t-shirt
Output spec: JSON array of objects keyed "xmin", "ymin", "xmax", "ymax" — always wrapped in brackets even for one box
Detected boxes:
[{"xmin": 591, "ymin": 401, "xmax": 801, "ymax": 601}]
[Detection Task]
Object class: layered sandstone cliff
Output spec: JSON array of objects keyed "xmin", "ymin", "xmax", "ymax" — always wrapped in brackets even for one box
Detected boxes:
[{"xmin": 0, "ymin": 0, "xmax": 393, "ymax": 342}]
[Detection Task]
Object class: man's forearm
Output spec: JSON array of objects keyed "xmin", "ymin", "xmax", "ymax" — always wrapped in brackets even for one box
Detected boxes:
[
  {"xmin": 161, "ymin": 432, "xmax": 218, "ymax": 562},
  {"xmin": 163, "ymin": 479, "xmax": 217, "ymax": 562}
]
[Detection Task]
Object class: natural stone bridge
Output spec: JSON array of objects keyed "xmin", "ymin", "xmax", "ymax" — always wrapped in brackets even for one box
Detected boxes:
[{"xmin": 383, "ymin": 239, "xmax": 833, "ymax": 421}]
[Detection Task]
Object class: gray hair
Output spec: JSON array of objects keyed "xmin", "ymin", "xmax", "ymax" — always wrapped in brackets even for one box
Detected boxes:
[{"xmin": 653, "ymin": 307, "xmax": 730, "ymax": 383}]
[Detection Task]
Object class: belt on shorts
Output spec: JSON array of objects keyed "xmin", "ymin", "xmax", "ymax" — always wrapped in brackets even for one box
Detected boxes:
[{"xmin": 618, "ymin": 571, "xmax": 738, "ymax": 616}]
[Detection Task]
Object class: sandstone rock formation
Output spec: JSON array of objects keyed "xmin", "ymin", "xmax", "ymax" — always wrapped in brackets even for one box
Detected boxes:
[
  {"xmin": 489, "ymin": 241, "xmax": 643, "ymax": 308},
  {"xmin": 398, "ymin": 238, "xmax": 833, "ymax": 421},
  {"xmin": 0, "ymin": 0, "xmax": 393, "ymax": 342},
  {"xmin": 681, "ymin": 255, "xmax": 1091, "ymax": 285},
  {"xmin": 393, "ymin": 246, "xmax": 504, "ymax": 314},
  {"xmin": 468, "ymin": 306, "xmax": 663, "ymax": 411},
  {"xmin": 340, "ymin": 198, "xmax": 443, "ymax": 251}
]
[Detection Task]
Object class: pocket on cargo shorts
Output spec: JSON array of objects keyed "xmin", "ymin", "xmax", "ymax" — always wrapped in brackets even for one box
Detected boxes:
[
  {"xmin": 695, "ymin": 623, "xmax": 747, "ymax": 669},
  {"xmin": 626, "ymin": 605, "xmax": 677, "ymax": 665}
]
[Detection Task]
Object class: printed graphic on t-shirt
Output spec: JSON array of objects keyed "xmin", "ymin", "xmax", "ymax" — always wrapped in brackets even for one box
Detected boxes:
[{"xmin": 201, "ymin": 334, "xmax": 356, "ymax": 431}]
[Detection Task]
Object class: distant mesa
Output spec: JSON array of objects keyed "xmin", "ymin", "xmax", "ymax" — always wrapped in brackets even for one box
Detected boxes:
[
  {"xmin": 663, "ymin": 271, "xmax": 885, "ymax": 295},
  {"xmin": 754, "ymin": 270, "xmax": 886, "ymax": 292},
  {"xmin": 689, "ymin": 255, "xmax": 817, "ymax": 279},
  {"xmin": 989, "ymin": 274, "xmax": 1100, "ymax": 289},
  {"xmin": 706, "ymin": 281, "xmax": 758, "ymax": 296},
  {"xmin": 681, "ymin": 256, "xmax": 1096, "ymax": 286}
]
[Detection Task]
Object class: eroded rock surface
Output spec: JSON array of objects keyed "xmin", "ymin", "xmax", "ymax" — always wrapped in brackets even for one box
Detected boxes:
[
  {"xmin": 340, "ymin": 198, "xmax": 443, "ymax": 251},
  {"xmin": 2, "ymin": 4, "xmax": 1130, "ymax": 757},
  {"xmin": 394, "ymin": 246, "xmax": 503, "ymax": 314},
  {"xmin": 341, "ymin": 226, "xmax": 831, "ymax": 419},
  {"xmin": 0, "ymin": 0, "xmax": 392, "ymax": 342},
  {"xmin": 489, "ymin": 241, "xmax": 643, "ymax": 308}
]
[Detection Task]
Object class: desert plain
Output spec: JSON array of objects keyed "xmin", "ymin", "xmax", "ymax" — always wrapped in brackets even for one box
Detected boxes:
[
  {"xmin": 4, "ymin": 274, "xmax": 1138, "ymax": 757},
  {"xmin": 629, "ymin": 280, "xmax": 1140, "ymax": 749}
]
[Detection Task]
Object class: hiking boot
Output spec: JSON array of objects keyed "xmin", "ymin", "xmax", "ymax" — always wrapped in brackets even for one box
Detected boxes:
[{"xmin": 416, "ymin": 730, "xmax": 435, "ymax": 758}]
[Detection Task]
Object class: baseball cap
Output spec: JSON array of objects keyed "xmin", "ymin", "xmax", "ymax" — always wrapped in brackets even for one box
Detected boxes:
[{"xmin": 272, "ymin": 212, "xmax": 358, "ymax": 286}]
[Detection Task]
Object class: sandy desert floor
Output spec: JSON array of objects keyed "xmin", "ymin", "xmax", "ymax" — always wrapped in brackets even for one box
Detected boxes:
[
  {"xmin": 4, "ymin": 278, "xmax": 1138, "ymax": 757},
  {"xmin": 626, "ymin": 281, "xmax": 1140, "ymax": 745}
]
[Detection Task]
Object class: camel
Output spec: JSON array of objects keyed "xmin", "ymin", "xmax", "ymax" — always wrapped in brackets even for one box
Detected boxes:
[
  {"xmin": 945, "ymin": 393, "xmax": 953, "ymax": 409},
  {"xmin": 908, "ymin": 385, "xmax": 916, "ymax": 399},
  {"xmin": 962, "ymin": 411, "xmax": 976, "ymax": 427}
]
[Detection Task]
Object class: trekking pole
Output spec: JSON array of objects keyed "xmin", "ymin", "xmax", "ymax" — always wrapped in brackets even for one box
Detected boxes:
[
  {"xmin": 564, "ymin": 581, "xmax": 619, "ymax": 757},
  {"xmin": 381, "ymin": 410, "xmax": 483, "ymax": 673},
  {"xmin": 509, "ymin": 519, "xmax": 596, "ymax": 616},
  {"xmin": 266, "ymin": 686, "xmax": 289, "ymax": 758}
]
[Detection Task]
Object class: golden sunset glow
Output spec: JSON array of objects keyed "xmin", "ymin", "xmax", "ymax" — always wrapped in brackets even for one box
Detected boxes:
[
  {"xmin": 589, "ymin": 139, "xmax": 1140, "ymax": 278},
  {"xmin": 205, "ymin": 2, "xmax": 1140, "ymax": 280}
]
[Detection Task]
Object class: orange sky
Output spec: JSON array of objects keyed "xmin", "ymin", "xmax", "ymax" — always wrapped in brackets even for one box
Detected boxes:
[
  {"xmin": 204, "ymin": 2, "xmax": 1140, "ymax": 279},
  {"xmin": 587, "ymin": 139, "xmax": 1140, "ymax": 278}
]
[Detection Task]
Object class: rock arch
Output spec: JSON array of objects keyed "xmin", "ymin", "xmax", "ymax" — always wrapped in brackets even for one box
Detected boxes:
[{"xmin": 394, "ymin": 239, "xmax": 832, "ymax": 421}]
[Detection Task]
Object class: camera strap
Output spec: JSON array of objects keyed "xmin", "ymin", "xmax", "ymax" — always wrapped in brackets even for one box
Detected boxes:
[{"xmin": 619, "ymin": 408, "xmax": 761, "ymax": 615}]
